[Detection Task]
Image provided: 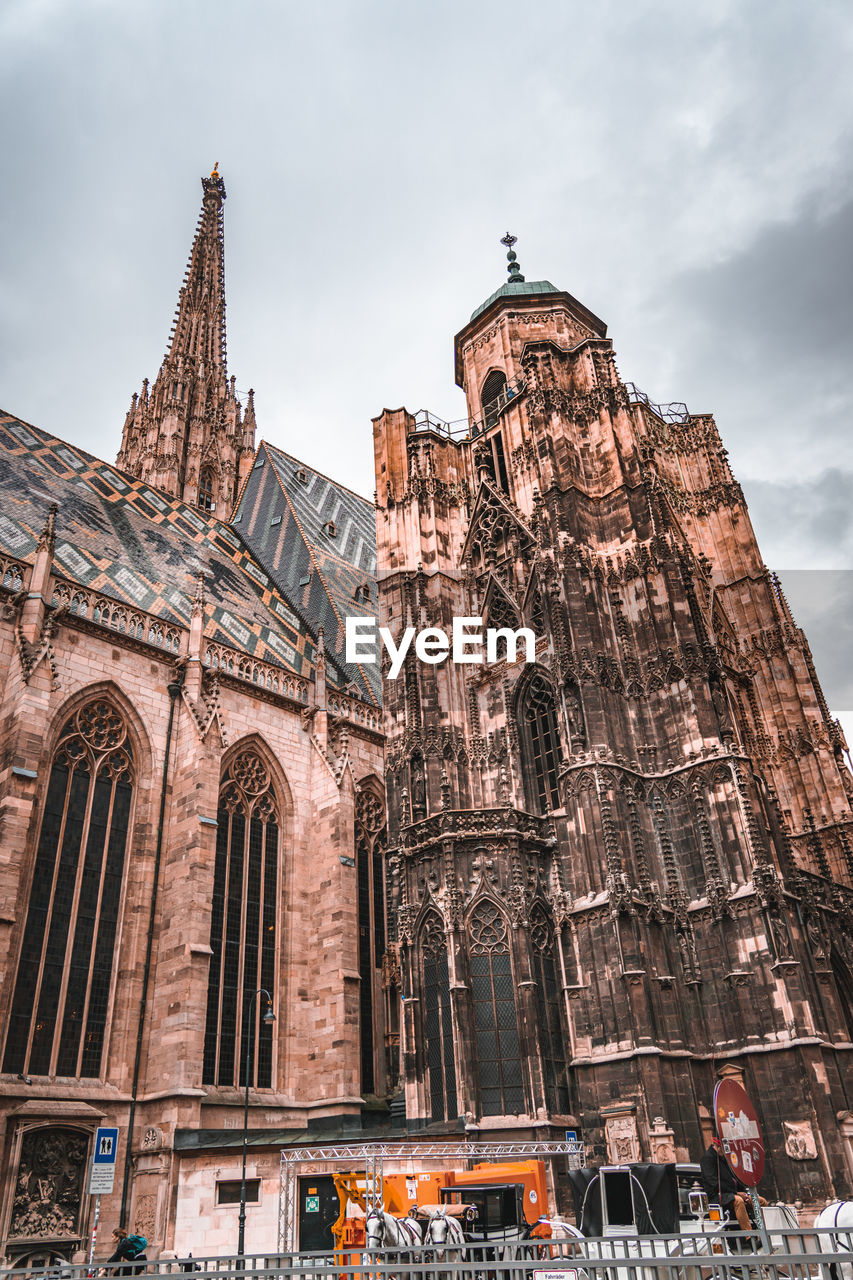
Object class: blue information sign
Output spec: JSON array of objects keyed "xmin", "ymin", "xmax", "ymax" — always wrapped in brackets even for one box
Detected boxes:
[
  {"xmin": 88, "ymin": 1127, "xmax": 120, "ymax": 1196},
  {"xmin": 93, "ymin": 1127, "xmax": 118, "ymax": 1164}
]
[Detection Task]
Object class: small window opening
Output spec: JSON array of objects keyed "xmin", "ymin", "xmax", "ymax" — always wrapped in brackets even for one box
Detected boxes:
[
  {"xmin": 198, "ymin": 469, "xmax": 216, "ymax": 513},
  {"xmin": 217, "ymin": 1179, "xmax": 260, "ymax": 1205},
  {"xmin": 491, "ymin": 431, "xmax": 510, "ymax": 493},
  {"xmin": 481, "ymin": 370, "xmax": 508, "ymax": 430}
]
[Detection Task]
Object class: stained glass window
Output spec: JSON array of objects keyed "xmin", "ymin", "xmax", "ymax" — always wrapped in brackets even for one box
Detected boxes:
[
  {"xmin": 203, "ymin": 750, "xmax": 278, "ymax": 1088},
  {"xmin": 3, "ymin": 701, "xmax": 133, "ymax": 1078}
]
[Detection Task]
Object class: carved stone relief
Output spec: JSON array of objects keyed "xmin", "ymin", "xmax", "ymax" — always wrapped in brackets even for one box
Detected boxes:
[
  {"xmin": 605, "ymin": 1113, "xmax": 641, "ymax": 1163},
  {"xmin": 8, "ymin": 1127, "xmax": 88, "ymax": 1241},
  {"xmin": 648, "ymin": 1116, "xmax": 677, "ymax": 1164},
  {"xmin": 783, "ymin": 1121, "xmax": 818, "ymax": 1161}
]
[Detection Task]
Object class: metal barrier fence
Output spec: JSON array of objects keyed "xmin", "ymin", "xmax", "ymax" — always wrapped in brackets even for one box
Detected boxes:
[{"xmin": 4, "ymin": 1229, "xmax": 852, "ymax": 1280}]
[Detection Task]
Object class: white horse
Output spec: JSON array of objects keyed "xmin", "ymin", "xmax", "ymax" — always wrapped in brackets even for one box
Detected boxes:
[
  {"xmin": 365, "ymin": 1207, "xmax": 424, "ymax": 1254},
  {"xmin": 814, "ymin": 1201, "xmax": 853, "ymax": 1280},
  {"xmin": 424, "ymin": 1206, "xmax": 467, "ymax": 1256}
]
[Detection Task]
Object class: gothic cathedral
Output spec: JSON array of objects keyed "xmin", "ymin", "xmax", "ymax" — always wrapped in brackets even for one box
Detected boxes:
[
  {"xmin": 0, "ymin": 175, "xmax": 851, "ymax": 1265},
  {"xmin": 373, "ymin": 242, "xmax": 853, "ymax": 1201}
]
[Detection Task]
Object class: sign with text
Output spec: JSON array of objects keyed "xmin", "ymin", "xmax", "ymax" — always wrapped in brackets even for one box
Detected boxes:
[
  {"xmin": 713, "ymin": 1078, "xmax": 765, "ymax": 1187},
  {"xmin": 87, "ymin": 1127, "xmax": 119, "ymax": 1196}
]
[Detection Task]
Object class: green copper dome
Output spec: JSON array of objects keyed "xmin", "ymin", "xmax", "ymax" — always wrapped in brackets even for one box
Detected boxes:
[{"xmin": 469, "ymin": 278, "xmax": 560, "ymax": 323}]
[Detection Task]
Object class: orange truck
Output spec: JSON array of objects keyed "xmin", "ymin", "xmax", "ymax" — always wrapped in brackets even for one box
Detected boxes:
[{"xmin": 332, "ymin": 1159, "xmax": 549, "ymax": 1255}]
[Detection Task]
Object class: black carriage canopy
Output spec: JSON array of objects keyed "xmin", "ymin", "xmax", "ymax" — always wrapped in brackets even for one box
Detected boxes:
[{"xmin": 568, "ymin": 1164, "xmax": 679, "ymax": 1236}]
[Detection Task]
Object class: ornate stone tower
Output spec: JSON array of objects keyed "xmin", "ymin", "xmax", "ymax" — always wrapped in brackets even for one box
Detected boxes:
[
  {"xmin": 116, "ymin": 166, "xmax": 256, "ymax": 512},
  {"xmin": 373, "ymin": 238, "xmax": 853, "ymax": 1202}
]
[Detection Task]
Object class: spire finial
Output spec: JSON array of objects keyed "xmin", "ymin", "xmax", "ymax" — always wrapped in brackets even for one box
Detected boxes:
[
  {"xmin": 38, "ymin": 502, "xmax": 58, "ymax": 554},
  {"xmin": 500, "ymin": 231, "xmax": 525, "ymax": 284},
  {"xmin": 192, "ymin": 570, "xmax": 206, "ymax": 618},
  {"xmin": 211, "ymin": 161, "xmax": 219, "ymax": 179}
]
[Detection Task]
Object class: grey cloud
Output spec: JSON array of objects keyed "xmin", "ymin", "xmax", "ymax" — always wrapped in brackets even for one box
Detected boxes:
[
  {"xmin": 743, "ymin": 468, "xmax": 853, "ymax": 569},
  {"xmin": 620, "ymin": 197, "xmax": 853, "ymax": 578}
]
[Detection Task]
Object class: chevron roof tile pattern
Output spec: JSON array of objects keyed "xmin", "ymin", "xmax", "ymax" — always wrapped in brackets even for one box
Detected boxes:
[
  {"xmin": 0, "ymin": 412, "xmax": 323, "ymax": 682},
  {"xmin": 233, "ymin": 442, "xmax": 379, "ymax": 703}
]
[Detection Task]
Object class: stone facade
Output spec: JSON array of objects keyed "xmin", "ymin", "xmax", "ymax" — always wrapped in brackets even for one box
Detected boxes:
[
  {"xmin": 373, "ymin": 260, "xmax": 853, "ymax": 1205},
  {"xmin": 0, "ymin": 172, "xmax": 385, "ymax": 1264},
  {"xmin": 3, "ymin": 177, "xmax": 853, "ymax": 1264}
]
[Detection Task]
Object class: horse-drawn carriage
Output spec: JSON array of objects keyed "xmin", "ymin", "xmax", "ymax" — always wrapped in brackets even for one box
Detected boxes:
[{"xmin": 338, "ymin": 1157, "xmax": 853, "ymax": 1280}]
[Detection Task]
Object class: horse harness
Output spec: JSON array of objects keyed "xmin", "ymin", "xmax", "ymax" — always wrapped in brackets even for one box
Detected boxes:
[{"xmin": 366, "ymin": 1210, "xmax": 422, "ymax": 1249}]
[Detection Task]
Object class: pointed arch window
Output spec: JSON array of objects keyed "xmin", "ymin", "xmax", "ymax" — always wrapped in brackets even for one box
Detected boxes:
[
  {"xmin": 469, "ymin": 900, "xmax": 524, "ymax": 1116},
  {"xmin": 203, "ymin": 750, "xmax": 279, "ymax": 1088},
  {"xmin": 3, "ymin": 701, "xmax": 134, "ymax": 1078},
  {"xmin": 478, "ymin": 371, "xmax": 511, "ymax": 491},
  {"xmin": 421, "ymin": 914, "xmax": 457, "ymax": 1123},
  {"xmin": 355, "ymin": 786, "xmax": 386, "ymax": 1095},
  {"xmin": 481, "ymin": 370, "xmax": 507, "ymax": 430},
  {"xmin": 530, "ymin": 912, "xmax": 571, "ymax": 1114},
  {"xmin": 518, "ymin": 670, "xmax": 562, "ymax": 814},
  {"xmin": 486, "ymin": 586, "xmax": 521, "ymax": 635},
  {"xmin": 198, "ymin": 467, "xmax": 215, "ymax": 512}
]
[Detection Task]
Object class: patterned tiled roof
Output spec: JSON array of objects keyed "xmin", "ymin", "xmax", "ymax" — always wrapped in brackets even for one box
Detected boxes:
[
  {"xmin": 234, "ymin": 442, "xmax": 379, "ymax": 703},
  {"xmin": 0, "ymin": 412, "xmax": 318, "ymax": 681}
]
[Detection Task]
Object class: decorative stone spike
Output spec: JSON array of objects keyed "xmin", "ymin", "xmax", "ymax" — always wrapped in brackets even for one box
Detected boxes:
[{"xmin": 115, "ymin": 169, "xmax": 255, "ymax": 512}]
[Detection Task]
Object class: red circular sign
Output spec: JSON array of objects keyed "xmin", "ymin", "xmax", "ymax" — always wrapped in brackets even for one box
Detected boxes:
[{"xmin": 713, "ymin": 1078, "xmax": 765, "ymax": 1187}]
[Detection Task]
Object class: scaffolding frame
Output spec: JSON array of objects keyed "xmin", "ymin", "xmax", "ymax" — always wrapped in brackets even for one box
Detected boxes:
[{"xmin": 277, "ymin": 1139, "xmax": 585, "ymax": 1251}]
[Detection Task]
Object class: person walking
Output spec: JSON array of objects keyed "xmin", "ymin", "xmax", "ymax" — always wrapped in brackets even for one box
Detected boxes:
[{"xmin": 106, "ymin": 1228, "xmax": 148, "ymax": 1276}]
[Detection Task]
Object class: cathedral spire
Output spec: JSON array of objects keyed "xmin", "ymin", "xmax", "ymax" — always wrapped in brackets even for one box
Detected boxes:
[
  {"xmin": 166, "ymin": 164, "xmax": 228, "ymax": 373},
  {"xmin": 116, "ymin": 168, "xmax": 257, "ymax": 515}
]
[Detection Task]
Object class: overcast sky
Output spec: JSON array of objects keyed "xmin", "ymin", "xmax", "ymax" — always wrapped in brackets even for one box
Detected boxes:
[{"xmin": 1, "ymin": 0, "xmax": 851, "ymax": 732}]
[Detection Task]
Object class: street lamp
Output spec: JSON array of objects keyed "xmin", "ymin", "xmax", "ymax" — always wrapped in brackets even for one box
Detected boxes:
[{"xmin": 238, "ymin": 987, "xmax": 275, "ymax": 1257}]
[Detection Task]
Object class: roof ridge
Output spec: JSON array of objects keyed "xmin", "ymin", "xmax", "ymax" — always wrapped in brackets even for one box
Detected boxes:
[
  {"xmin": 267, "ymin": 456, "xmax": 379, "ymax": 704},
  {"xmin": 263, "ymin": 440, "xmax": 373, "ymax": 507}
]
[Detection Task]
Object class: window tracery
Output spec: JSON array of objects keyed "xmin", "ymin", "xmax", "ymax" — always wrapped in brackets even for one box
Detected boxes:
[
  {"xmin": 203, "ymin": 748, "xmax": 279, "ymax": 1089},
  {"xmin": 467, "ymin": 900, "xmax": 523, "ymax": 1115},
  {"xmin": 468, "ymin": 492, "xmax": 518, "ymax": 572},
  {"xmin": 198, "ymin": 467, "xmax": 215, "ymax": 512},
  {"xmin": 3, "ymin": 701, "xmax": 134, "ymax": 1079},
  {"xmin": 485, "ymin": 587, "xmax": 521, "ymax": 634},
  {"xmin": 517, "ymin": 670, "xmax": 562, "ymax": 813},
  {"xmin": 469, "ymin": 899, "xmax": 509, "ymax": 954},
  {"xmin": 420, "ymin": 912, "xmax": 456, "ymax": 1122}
]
